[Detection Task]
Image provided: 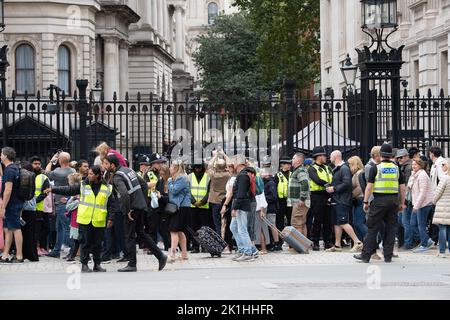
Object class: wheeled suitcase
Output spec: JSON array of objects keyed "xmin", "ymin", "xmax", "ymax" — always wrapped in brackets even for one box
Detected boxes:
[
  {"xmin": 187, "ymin": 226, "xmax": 227, "ymax": 257},
  {"xmin": 262, "ymin": 216, "xmax": 313, "ymax": 253}
]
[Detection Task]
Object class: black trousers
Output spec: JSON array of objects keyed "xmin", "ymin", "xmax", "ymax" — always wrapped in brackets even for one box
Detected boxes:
[
  {"xmin": 361, "ymin": 195, "xmax": 398, "ymax": 260},
  {"xmin": 102, "ymin": 210, "xmax": 126, "ymax": 259},
  {"xmin": 147, "ymin": 208, "xmax": 160, "ymax": 243},
  {"xmin": 78, "ymin": 223, "xmax": 105, "ymax": 265},
  {"xmin": 22, "ymin": 210, "xmax": 39, "ymax": 261},
  {"xmin": 124, "ymin": 210, "xmax": 164, "ymax": 267},
  {"xmin": 188, "ymin": 207, "xmax": 211, "ymax": 250},
  {"xmin": 158, "ymin": 212, "xmax": 171, "ymax": 251},
  {"xmin": 277, "ymin": 198, "xmax": 292, "ymax": 230},
  {"xmin": 311, "ymin": 193, "xmax": 332, "ymax": 246}
]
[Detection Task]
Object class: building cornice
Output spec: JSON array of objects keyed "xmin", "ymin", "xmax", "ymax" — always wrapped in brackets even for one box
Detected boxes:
[
  {"xmin": 100, "ymin": 4, "xmax": 140, "ymax": 25},
  {"xmin": 130, "ymin": 41, "xmax": 176, "ymax": 63}
]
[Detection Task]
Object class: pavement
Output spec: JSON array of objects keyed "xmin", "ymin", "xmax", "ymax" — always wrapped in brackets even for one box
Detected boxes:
[{"xmin": 1, "ymin": 245, "xmax": 450, "ymax": 300}]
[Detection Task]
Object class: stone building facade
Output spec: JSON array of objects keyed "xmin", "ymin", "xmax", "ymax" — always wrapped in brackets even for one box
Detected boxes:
[{"xmin": 320, "ymin": 0, "xmax": 450, "ymax": 97}]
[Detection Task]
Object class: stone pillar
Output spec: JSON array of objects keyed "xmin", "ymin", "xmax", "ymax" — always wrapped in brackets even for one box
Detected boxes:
[
  {"xmin": 399, "ymin": 0, "xmax": 412, "ymax": 39},
  {"xmin": 158, "ymin": 0, "xmax": 163, "ymax": 36},
  {"xmin": 163, "ymin": 0, "xmax": 168, "ymax": 46},
  {"xmin": 140, "ymin": 0, "xmax": 150, "ymax": 26},
  {"xmin": 103, "ymin": 36, "xmax": 120, "ymax": 100},
  {"xmin": 119, "ymin": 41, "xmax": 130, "ymax": 100},
  {"xmin": 152, "ymin": 0, "xmax": 158, "ymax": 30},
  {"xmin": 419, "ymin": 40, "xmax": 438, "ymax": 94},
  {"xmin": 175, "ymin": 5, "xmax": 184, "ymax": 63}
]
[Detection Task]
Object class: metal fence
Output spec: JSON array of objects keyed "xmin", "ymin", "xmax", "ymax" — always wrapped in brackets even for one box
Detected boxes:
[{"xmin": 1, "ymin": 86, "xmax": 449, "ymax": 167}]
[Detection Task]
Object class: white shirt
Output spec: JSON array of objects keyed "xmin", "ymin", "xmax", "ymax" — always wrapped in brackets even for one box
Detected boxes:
[{"xmin": 430, "ymin": 156, "xmax": 445, "ymax": 192}]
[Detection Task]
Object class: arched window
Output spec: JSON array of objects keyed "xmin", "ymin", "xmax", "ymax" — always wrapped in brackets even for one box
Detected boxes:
[
  {"xmin": 58, "ymin": 45, "xmax": 71, "ymax": 94},
  {"xmin": 15, "ymin": 44, "xmax": 35, "ymax": 95},
  {"xmin": 208, "ymin": 2, "xmax": 218, "ymax": 25}
]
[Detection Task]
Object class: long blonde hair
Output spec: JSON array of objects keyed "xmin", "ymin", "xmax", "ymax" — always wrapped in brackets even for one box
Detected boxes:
[
  {"xmin": 160, "ymin": 164, "xmax": 170, "ymax": 193},
  {"xmin": 95, "ymin": 142, "xmax": 110, "ymax": 159},
  {"xmin": 171, "ymin": 159, "xmax": 186, "ymax": 180},
  {"xmin": 348, "ymin": 156, "xmax": 364, "ymax": 175}
]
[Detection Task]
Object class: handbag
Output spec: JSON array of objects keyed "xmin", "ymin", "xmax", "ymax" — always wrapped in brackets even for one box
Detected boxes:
[{"xmin": 164, "ymin": 202, "xmax": 178, "ymax": 215}]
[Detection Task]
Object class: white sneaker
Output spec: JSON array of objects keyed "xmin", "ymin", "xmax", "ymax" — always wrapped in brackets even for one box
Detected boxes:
[
  {"xmin": 235, "ymin": 254, "xmax": 255, "ymax": 262},
  {"xmin": 232, "ymin": 252, "xmax": 244, "ymax": 261}
]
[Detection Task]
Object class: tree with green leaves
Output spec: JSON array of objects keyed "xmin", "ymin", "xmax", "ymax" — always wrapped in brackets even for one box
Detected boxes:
[
  {"xmin": 233, "ymin": 0, "xmax": 320, "ymax": 92},
  {"xmin": 193, "ymin": 13, "xmax": 271, "ymax": 101}
]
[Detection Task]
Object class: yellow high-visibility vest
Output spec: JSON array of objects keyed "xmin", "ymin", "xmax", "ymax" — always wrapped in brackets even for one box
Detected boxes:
[
  {"xmin": 309, "ymin": 164, "xmax": 333, "ymax": 192},
  {"xmin": 277, "ymin": 171, "xmax": 291, "ymax": 199},
  {"xmin": 373, "ymin": 162, "xmax": 400, "ymax": 194},
  {"xmin": 146, "ymin": 170, "xmax": 159, "ymax": 196},
  {"xmin": 35, "ymin": 174, "xmax": 49, "ymax": 211},
  {"xmin": 190, "ymin": 173, "xmax": 209, "ymax": 209},
  {"xmin": 77, "ymin": 182, "xmax": 112, "ymax": 227}
]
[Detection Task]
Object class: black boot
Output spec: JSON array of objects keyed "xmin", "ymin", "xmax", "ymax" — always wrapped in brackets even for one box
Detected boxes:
[
  {"xmin": 81, "ymin": 264, "xmax": 92, "ymax": 273},
  {"xmin": 118, "ymin": 265, "xmax": 137, "ymax": 272},
  {"xmin": 93, "ymin": 264, "xmax": 106, "ymax": 272}
]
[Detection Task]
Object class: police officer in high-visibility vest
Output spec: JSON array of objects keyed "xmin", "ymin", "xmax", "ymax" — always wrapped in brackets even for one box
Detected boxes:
[
  {"xmin": 103, "ymin": 154, "xmax": 167, "ymax": 272},
  {"xmin": 144, "ymin": 153, "xmax": 167, "ymax": 243},
  {"xmin": 30, "ymin": 156, "xmax": 51, "ymax": 255},
  {"xmin": 188, "ymin": 161, "xmax": 210, "ymax": 253},
  {"xmin": 276, "ymin": 157, "xmax": 292, "ymax": 233},
  {"xmin": 308, "ymin": 146, "xmax": 334, "ymax": 251},
  {"xmin": 50, "ymin": 165, "xmax": 114, "ymax": 273},
  {"xmin": 354, "ymin": 143, "xmax": 406, "ymax": 263}
]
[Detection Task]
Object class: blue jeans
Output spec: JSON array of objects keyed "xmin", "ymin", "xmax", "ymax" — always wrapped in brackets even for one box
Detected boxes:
[
  {"xmin": 438, "ymin": 224, "xmax": 450, "ymax": 254},
  {"xmin": 402, "ymin": 206, "xmax": 419, "ymax": 248},
  {"xmin": 53, "ymin": 204, "xmax": 71, "ymax": 254},
  {"xmin": 352, "ymin": 199, "xmax": 368, "ymax": 241},
  {"xmin": 412, "ymin": 205, "xmax": 433, "ymax": 247},
  {"xmin": 230, "ymin": 210, "xmax": 256, "ymax": 255},
  {"xmin": 211, "ymin": 203, "xmax": 223, "ymax": 236}
]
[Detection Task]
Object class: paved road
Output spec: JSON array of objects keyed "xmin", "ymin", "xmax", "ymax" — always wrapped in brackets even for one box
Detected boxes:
[{"xmin": 1, "ymin": 248, "xmax": 450, "ymax": 300}]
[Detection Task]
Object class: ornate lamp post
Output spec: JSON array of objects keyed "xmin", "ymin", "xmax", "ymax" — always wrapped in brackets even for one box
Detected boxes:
[{"xmin": 357, "ymin": 0, "xmax": 403, "ymax": 155}]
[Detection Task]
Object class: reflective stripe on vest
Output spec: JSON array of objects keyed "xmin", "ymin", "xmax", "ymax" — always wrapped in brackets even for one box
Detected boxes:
[
  {"xmin": 35, "ymin": 174, "xmax": 49, "ymax": 211},
  {"xmin": 190, "ymin": 173, "xmax": 209, "ymax": 209},
  {"xmin": 277, "ymin": 172, "xmax": 291, "ymax": 199},
  {"xmin": 373, "ymin": 162, "xmax": 400, "ymax": 194},
  {"xmin": 309, "ymin": 164, "xmax": 332, "ymax": 192},
  {"xmin": 77, "ymin": 182, "xmax": 112, "ymax": 227},
  {"xmin": 115, "ymin": 168, "xmax": 141, "ymax": 194}
]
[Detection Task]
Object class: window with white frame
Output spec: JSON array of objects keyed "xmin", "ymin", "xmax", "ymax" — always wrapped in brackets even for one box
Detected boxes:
[
  {"xmin": 15, "ymin": 44, "xmax": 35, "ymax": 95},
  {"xmin": 58, "ymin": 45, "xmax": 71, "ymax": 94},
  {"xmin": 208, "ymin": 2, "xmax": 218, "ymax": 25}
]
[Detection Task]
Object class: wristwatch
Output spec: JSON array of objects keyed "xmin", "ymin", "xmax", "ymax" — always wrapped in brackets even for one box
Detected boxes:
[{"xmin": 363, "ymin": 201, "xmax": 369, "ymax": 204}]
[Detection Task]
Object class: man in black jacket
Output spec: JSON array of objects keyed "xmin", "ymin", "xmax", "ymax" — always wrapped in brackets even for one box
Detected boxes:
[
  {"xmin": 102, "ymin": 155, "xmax": 167, "ymax": 272},
  {"xmin": 230, "ymin": 154, "xmax": 258, "ymax": 262},
  {"xmin": 325, "ymin": 150, "xmax": 363, "ymax": 252}
]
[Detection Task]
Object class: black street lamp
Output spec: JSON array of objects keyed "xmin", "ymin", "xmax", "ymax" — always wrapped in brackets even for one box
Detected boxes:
[
  {"xmin": 91, "ymin": 79, "xmax": 102, "ymax": 103},
  {"xmin": 361, "ymin": 0, "xmax": 398, "ymax": 52},
  {"xmin": 340, "ymin": 54, "xmax": 358, "ymax": 94},
  {"xmin": 357, "ymin": 0, "xmax": 403, "ymax": 154}
]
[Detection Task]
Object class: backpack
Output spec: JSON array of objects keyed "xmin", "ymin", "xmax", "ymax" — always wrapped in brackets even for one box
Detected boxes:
[
  {"xmin": 247, "ymin": 172, "xmax": 256, "ymax": 198},
  {"xmin": 19, "ymin": 168, "xmax": 36, "ymax": 201},
  {"xmin": 256, "ymin": 175, "xmax": 264, "ymax": 195}
]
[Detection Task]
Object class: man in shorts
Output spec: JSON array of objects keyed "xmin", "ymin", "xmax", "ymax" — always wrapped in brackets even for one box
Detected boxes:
[{"xmin": 0, "ymin": 147, "xmax": 25, "ymax": 263}]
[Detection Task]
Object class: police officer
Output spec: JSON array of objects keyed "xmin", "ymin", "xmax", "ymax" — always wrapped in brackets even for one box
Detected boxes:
[
  {"xmin": 143, "ymin": 153, "xmax": 167, "ymax": 243},
  {"xmin": 354, "ymin": 143, "xmax": 406, "ymax": 263},
  {"xmin": 102, "ymin": 154, "xmax": 167, "ymax": 272},
  {"xmin": 308, "ymin": 146, "xmax": 333, "ymax": 251},
  {"xmin": 275, "ymin": 157, "xmax": 292, "ymax": 233},
  {"xmin": 50, "ymin": 165, "xmax": 114, "ymax": 273},
  {"xmin": 188, "ymin": 161, "xmax": 210, "ymax": 253},
  {"xmin": 136, "ymin": 154, "xmax": 151, "ymax": 179}
]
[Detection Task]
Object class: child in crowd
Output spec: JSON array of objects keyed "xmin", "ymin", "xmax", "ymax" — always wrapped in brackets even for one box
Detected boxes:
[{"xmin": 64, "ymin": 172, "xmax": 82, "ymax": 262}]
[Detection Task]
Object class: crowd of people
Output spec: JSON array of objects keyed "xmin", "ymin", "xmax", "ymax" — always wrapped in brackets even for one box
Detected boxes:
[{"xmin": 0, "ymin": 141, "xmax": 449, "ymax": 272}]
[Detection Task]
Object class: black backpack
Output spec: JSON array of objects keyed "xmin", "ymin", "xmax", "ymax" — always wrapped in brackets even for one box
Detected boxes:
[{"xmin": 18, "ymin": 169, "xmax": 36, "ymax": 201}]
